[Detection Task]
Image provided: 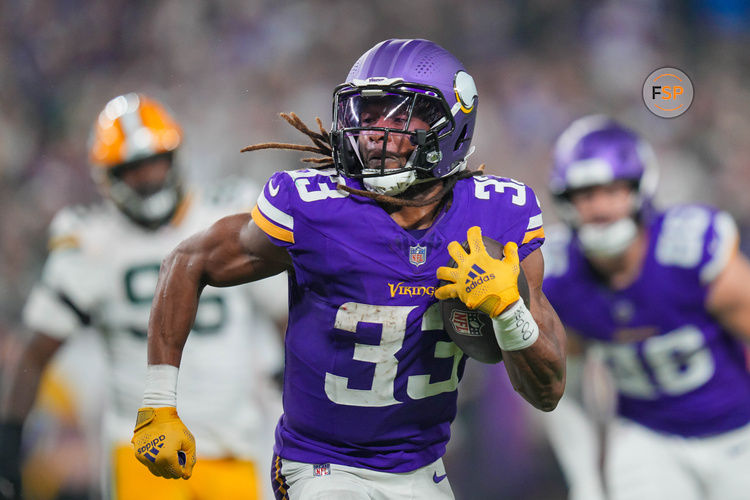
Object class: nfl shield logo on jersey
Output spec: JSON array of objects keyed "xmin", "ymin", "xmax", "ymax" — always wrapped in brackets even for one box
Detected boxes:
[
  {"xmin": 409, "ymin": 244, "xmax": 427, "ymax": 267},
  {"xmin": 313, "ymin": 463, "xmax": 331, "ymax": 477}
]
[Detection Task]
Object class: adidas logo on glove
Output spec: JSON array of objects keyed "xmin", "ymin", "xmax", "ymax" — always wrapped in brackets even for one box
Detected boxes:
[
  {"xmin": 464, "ymin": 264, "xmax": 495, "ymax": 293},
  {"xmin": 137, "ymin": 434, "xmax": 166, "ymax": 462}
]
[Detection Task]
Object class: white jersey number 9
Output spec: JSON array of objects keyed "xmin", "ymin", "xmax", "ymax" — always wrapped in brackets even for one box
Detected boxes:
[{"xmin": 124, "ymin": 263, "xmax": 227, "ymax": 337}]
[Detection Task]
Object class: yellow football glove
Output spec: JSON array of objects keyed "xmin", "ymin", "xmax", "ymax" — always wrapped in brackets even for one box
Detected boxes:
[
  {"xmin": 435, "ymin": 226, "xmax": 520, "ymax": 318},
  {"xmin": 131, "ymin": 407, "xmax": 196, "ymax": 479}
]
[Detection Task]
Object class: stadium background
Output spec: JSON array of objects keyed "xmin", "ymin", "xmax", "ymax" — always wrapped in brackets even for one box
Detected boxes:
[{"xmin": 1, "ymin": 1, "xmax": 749, "ymax": 498}]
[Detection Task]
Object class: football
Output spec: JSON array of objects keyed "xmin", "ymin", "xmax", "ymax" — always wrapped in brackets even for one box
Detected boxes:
[{"xmin": 439, "ymin": 236, "xmax": 531, "ymax": 364}]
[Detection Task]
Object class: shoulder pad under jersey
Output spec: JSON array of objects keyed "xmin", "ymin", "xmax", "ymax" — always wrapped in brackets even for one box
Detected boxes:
[
  {"xmin": 201, "ymin": 176, "xmax": 262, "ymax": 214},
  {"xmin": 251, "ymin": 168, "xmax": 348, "ymax": 246},
  {"xmin": 541, "ymin": 224, "xmax": 573, "ymax": 279},
  {"xmin": 47, "ymin": 204, "xmax": 106, "ymax": 252},
  {"xmin": 653, "ymin": 204, "xmax": 738, "ymax": 285},
  {"xmin": 468, "ymin": 175, "xmax": 545, "ymax": 260}
]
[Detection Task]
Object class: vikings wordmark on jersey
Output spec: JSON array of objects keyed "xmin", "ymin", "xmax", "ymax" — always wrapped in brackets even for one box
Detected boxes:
[{"xmin": 252, "ymin": 168, "xmax": 545, "ymax": 472}]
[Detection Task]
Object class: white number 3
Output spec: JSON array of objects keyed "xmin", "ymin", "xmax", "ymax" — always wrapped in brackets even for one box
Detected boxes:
[
  {"xmin": 324, "ymin": 303, "xmax": 462, "ymax": 407},
  {"xmin": 473, "ymin": 177, "xmax": 526, "ymax": 206}
]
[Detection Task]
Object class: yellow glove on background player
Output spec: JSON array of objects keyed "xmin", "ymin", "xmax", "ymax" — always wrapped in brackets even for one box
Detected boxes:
[
  {"xmin": 131, "ymin": 407, "xmax": 196, "ymax": 479},
  {"xmin": 435, "ymin": 226, "xmax": 521, "ymax": 317}
]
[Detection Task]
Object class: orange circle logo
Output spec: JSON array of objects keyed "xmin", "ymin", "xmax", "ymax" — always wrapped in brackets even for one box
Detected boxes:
[{"xmin": 643, "ymin": 67, "xmax": 693, "ymax": 118}]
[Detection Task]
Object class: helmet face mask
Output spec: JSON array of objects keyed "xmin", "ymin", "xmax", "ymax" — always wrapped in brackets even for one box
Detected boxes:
[
  {"xmin": 331, "ymin": 39, "xmax": 478, "ymax": 196},
  {"xmin": 576, "ymin": 216, "xmax": 640, "ymax": 259},
  {"xmin": 89, "ymin": 93, "xmax": 184, "ymax": 229},
  {"xmin": 332, "ymin": 83, "xmax": 452, "ymax": 182},
  {"xmin": 104, "ymin": 152, "xmax": 184, "ymax": 229}
]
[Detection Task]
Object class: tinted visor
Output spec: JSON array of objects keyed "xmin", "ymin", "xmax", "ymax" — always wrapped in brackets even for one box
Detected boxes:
[{"xmin": 336, "ymin": 91, "xmax": 448, "ymax": 131}]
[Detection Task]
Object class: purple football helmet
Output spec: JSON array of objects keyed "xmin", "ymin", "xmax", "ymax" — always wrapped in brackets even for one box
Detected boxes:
[
  {"xmin": 550, "ymin": 115, "xmax": 658, "ymax": 217},
  {"xmin": 331, "ymin": 39, "xmax": 478, "ymax": 194},
  {"xmin": 550, "ymin": 115, "xmax": 658, "ymax": 199},
  {"xmin": 550, "ymin": 115, "xmax": 660, "ymax": 257}
]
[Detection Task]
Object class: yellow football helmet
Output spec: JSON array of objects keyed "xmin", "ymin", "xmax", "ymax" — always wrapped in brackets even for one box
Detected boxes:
[{"xmin": 89, "ymin": 93, "xmax": 184, "ymax": 229}]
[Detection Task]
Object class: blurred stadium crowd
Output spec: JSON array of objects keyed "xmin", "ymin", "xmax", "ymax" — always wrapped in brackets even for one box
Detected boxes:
[{"xmin": 1, "ymin": 0, "xmax": 749, "ymax": 499}]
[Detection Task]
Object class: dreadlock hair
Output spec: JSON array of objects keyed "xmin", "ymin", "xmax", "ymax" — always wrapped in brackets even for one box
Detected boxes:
[
  {"xmin": 241, "ymin": 112, "xmax": 334, "ymax": 166},
  {"xmin": 241, "ymin": 112, "xmax": 484, "ymax": 207}
]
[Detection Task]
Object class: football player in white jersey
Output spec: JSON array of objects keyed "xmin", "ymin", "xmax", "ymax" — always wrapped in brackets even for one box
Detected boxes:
[{"xmin": 0, "ymin": 93, "xmax": 284, "ymax": 500}]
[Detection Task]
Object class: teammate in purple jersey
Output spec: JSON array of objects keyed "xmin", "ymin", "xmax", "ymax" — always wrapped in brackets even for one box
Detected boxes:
[
  {"xmin": 542, "ymin": 115, "xmax": 750, "ymax": 500},
  {"xmin": 129, "ymin": 39, "xmax": 566, "ymax": 499}
]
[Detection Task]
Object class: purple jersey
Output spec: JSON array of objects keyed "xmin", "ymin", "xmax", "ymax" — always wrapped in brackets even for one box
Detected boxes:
[
  {"xmin": 251, "ymin": 168, "xmax": 544, "ymax": 472},
  {"xmin": 543, "ymin": 205, "xmax": 750, "ymax": 437}
]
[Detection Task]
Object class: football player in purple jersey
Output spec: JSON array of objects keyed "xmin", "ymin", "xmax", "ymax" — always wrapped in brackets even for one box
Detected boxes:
[
  {"xmin": 130, "ymin": 39, "xmax": 566, "ymax": 499},
  {"xmin": 542, "ymin": 115, "xmax": 750, "ymax": 500}
]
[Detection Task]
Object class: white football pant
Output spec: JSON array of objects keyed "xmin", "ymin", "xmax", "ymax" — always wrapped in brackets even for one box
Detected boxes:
[
  {"xmin": 273, "ymin": 457, "xmax": 454, "ymax": 500},
  {"xmin": 606, "ymin": 418, "xmax": 750, "ymax": 500}
]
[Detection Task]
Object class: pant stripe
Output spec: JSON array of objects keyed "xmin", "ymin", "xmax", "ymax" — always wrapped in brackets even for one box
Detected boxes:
[{"xmin": 271, "ymin": 454, "xmax": 290, "ymax": 500}]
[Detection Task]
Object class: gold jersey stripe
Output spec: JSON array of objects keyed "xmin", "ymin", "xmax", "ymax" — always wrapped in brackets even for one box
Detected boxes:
[
  {"xmin": 48, "ymin": 235, "xmax": 80, "ymax": 251},
  {"xmin": 522, "ymin": 226, "xmax": 545, "ymax": 244},
  {"xmin": 252, "ymin": 205, "xmax": 294, "ymax": 243},
  {"xmin": 169, "ymin": 192, "xmax": 195, "ymax": 227}
]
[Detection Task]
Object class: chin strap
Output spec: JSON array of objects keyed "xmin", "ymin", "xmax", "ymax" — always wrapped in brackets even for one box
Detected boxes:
[
  {"xmin": 577, "ymin": 217, "xmax": 639, "ymax": 258},
  {"xmin": 362, "ymin": 170, "xmax": 418, "ymax": 196}
]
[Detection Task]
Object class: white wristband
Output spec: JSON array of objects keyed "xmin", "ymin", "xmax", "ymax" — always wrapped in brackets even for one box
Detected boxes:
[
  {"xmin": 142, "ymin": 364, "xmax": 179, "ymax": 407},
  {"xmin": 491, "ymin": 300, "xmax": 539, "ymax": 351}
]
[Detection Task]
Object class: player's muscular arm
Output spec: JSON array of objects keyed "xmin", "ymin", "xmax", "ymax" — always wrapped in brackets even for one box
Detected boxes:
[
  {"xmin": 502, "ymin": 249, "xmax": 566, "ymax": 411},
  {"xmin": 136, "ymin": 213, "xmax": 290, "ymax": 480},
  {"xmin": 1, "ymin": 333, "xmax": 63, "ymax": 421},
  {"xmin": 706, "ymin": 250, "xmax": 750, "ymax": 342},
  {"xmin": 148, "ymin": 213, "xmax": 291, "ymax": 367},
  {"xmin": 1, "ymin": 333, "xmax": 62, "ymax": 500},
  {"xmin": 436, "ymin": 227, "xmax": 565, "ymax": 411}
]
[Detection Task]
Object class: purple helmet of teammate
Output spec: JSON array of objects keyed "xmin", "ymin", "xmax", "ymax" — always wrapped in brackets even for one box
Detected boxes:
[
  {"xmin": 331, "ymin": 39, "xmax": 478, "ymax": 195},
  {"xmin": 550, "ymin": 115, "xmax": 658, "ymax": 217},
  {"xmin": 550, "ymin": 115, "xmax": 660, "ymax": 258}
]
